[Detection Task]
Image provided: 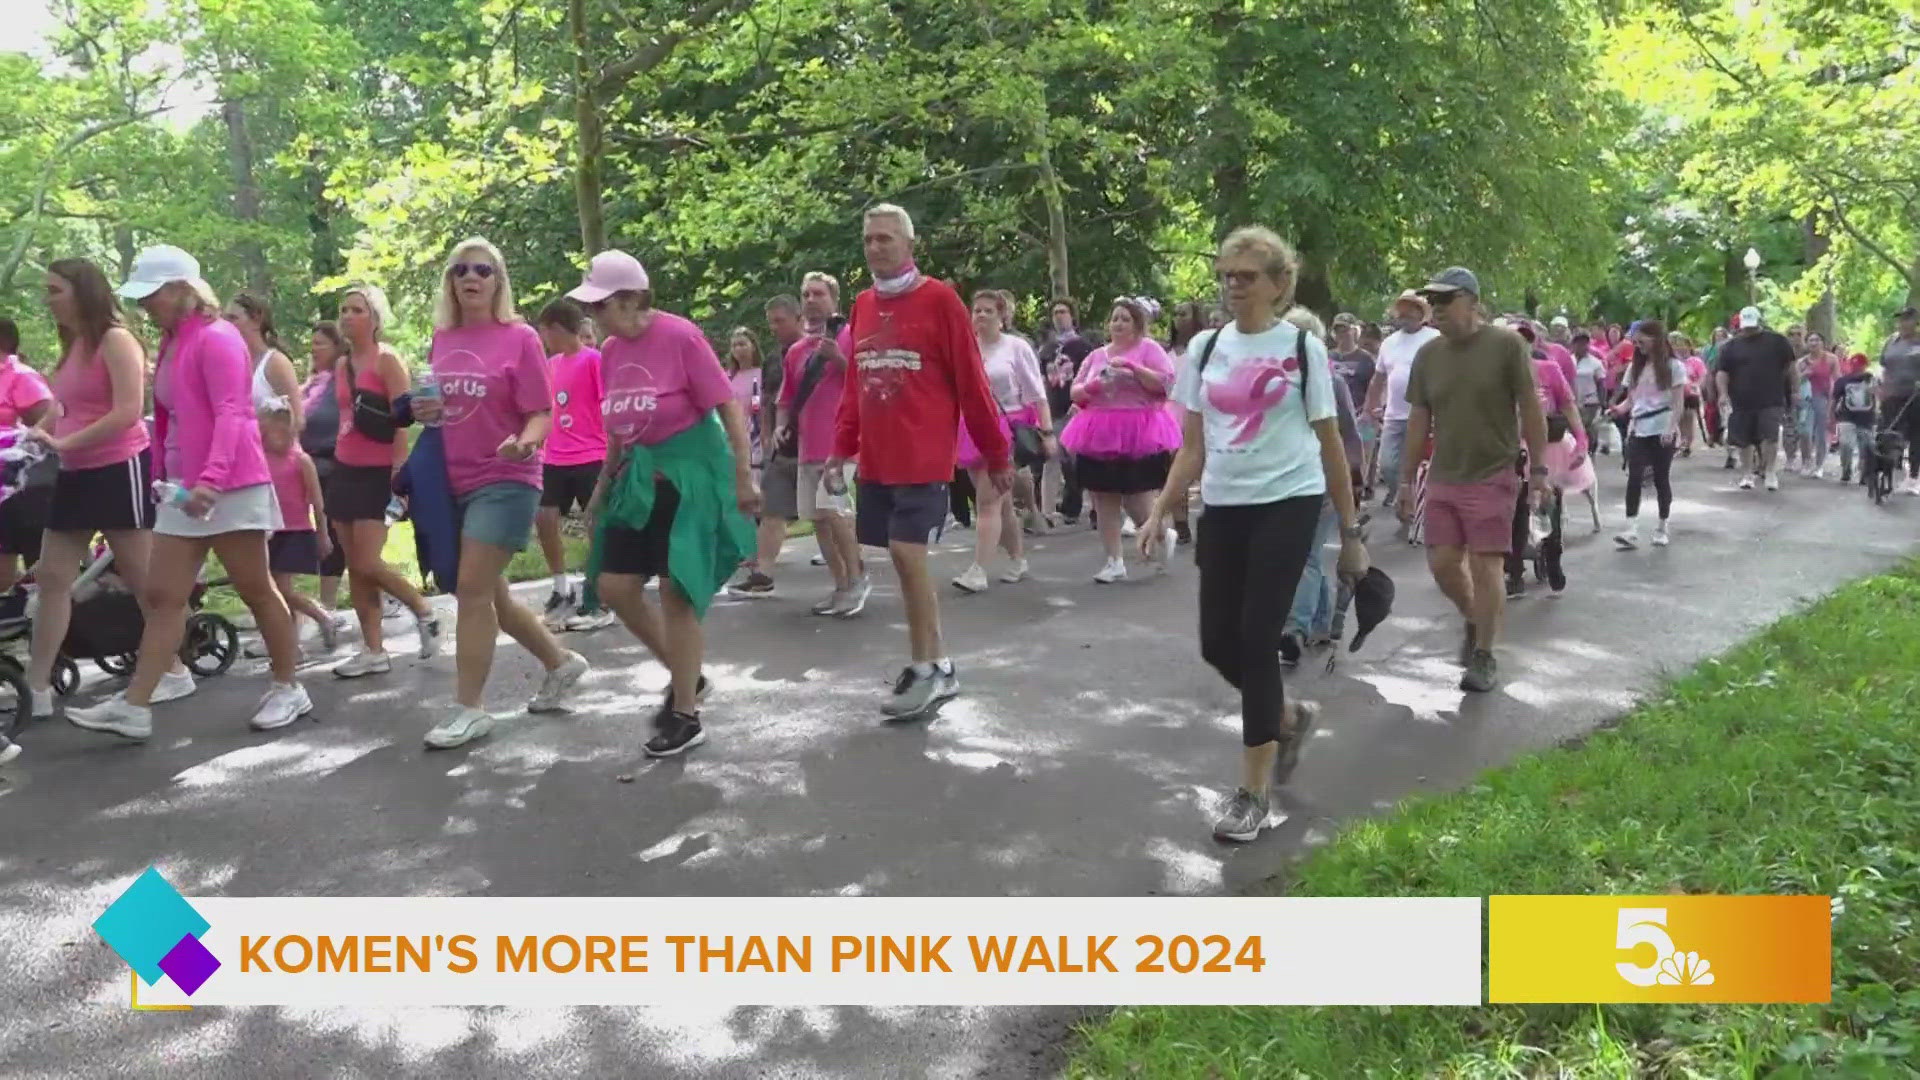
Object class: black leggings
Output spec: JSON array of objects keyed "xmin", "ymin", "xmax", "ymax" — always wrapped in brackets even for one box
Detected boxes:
[
  {"xmin": 1195, "ymin": 496, "xmax": 1321, "ymax": 747},
  {"xmin": 1625, "ymin": 435, "xmax": 1674, "ymax": 519}
]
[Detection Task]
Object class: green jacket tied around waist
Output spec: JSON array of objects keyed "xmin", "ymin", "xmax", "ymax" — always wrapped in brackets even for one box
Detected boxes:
[{"xmin": 582, "ymin": 415, "xmax": 753, "ymax": 619}]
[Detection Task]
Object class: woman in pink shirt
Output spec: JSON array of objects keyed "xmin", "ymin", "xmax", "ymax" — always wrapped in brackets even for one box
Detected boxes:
[
  {"xmin": 325, "ymin": 284, "xmax": 442, "ymax": 679},
  {"xmin": 409, "ymin": 238, "xmax": 585, "ymax": 750},
  {"xmin": 0, "ymin": 317, "xmax": 55, "ymax": 592},
  {"xmin": 1059, "ymin": 298, "xmax": 1182, "ymax": 582},
  {"xmin": 66, "ymin": 245, "xmax": 310, "ymax": 740},
  {"xmin": 532, "ymin": 299, "xmax": 611, "ymax": 631},
  {"xmin": 952, "ymin": 290, "xmax": 1050, "ymax": 594},
  {"xmin": 25, "ymin": 259, "xmax": 167, "ymax": 721},
  {"xmin": 725, "ymin": 328, "xmax": 763, "ymax": 465}
]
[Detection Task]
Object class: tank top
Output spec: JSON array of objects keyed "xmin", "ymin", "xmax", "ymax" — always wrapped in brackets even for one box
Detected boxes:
[
  {"xmin": 50, "ymin": 337, "xmax": 151, "ymax": 472},
  {"xmin": 251, "ymin": 349, "xmax": 280, "ymax": 408},
  {"xmin": 334, "ymin": 349, "xmax": 401, "ymax": 468},
  {"xmin": 267, "ymin": 446, "xmax": 313, "ymax": 531}
]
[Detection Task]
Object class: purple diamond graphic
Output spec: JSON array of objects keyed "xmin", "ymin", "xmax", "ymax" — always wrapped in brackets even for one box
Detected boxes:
[{"xmin": 157, "ymin": 933, "xmax": 220, "ymax": 995}]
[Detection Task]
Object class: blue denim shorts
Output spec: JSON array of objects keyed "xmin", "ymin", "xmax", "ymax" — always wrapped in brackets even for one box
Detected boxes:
[{"xmin": 459, "ymin": 482, "xmax": 540, "ymax": 551}]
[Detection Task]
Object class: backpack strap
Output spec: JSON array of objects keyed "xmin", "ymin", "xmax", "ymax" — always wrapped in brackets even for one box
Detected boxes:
[{"xmin": 1196, "ymin": 328, "xmax": 1223, "ymax": 373}]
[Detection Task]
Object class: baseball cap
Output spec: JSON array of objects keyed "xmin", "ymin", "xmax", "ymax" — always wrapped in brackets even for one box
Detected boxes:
[
  {"xmin": 1738, "ymin": 305, "xmax": 1762, "ymax": 329},
  {"xmin": 1332, "ymin": 312, "xmax": 1361, "ymax": 330},
  {"xmin": 1347, "ymin": 567, "xmax": 1395, "ymax": 653},
  {"xmin": 1418, "ymin": 266, "xmax": 1479, "ymax": 300},
  {"xmin": 1550, "ymin": 315, "xmax": 1570, "ymax": 330},
  {"xmin": 116, "ymin": 245, "xmax": 201, "ymax": 300},
  {"xmin": 1389, "ymin": 289, "xmax": 1430, "ymax": 315},
  {"xmin": 566, "ymin": 250, "xmax": 651, "ymax": 304}
]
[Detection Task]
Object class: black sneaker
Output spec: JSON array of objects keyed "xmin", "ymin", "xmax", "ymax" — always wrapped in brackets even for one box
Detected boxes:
[
  {"xmin": 1460, "ymin": 650, "xmax": 1498, "ymax": 693},
  {"xmin": 1723, "ymin": 456, "xmax": 1737, "ymax": 470},
  {"xmin": 1543, "ymin": 537, "xmax": 1567, "ymax": 593},
  {"xmin": 1278, "ymin": 631, "xmax": 1303, "ymax": 667},
  {"xmin": 1173, "ymin": 520, "xmax": 1192, "ymax": 545},
  {"xmin": 1505, "ymin": 573, "xmax": 1526, "ymax": 600},
  {"xmin": 543, "ymin": 588, "xmax": 575, "ymax": 615},
  {"xmin": 1841, "ymin": 470, "xmax": 1851, "ymax": 484},
  {"xmin": 660, "ymin": 674, "xmax": 712, "ymax": 709},
  {"xmin": 645, "ymin": 711, "xmax": 705, "ymax": 757}
]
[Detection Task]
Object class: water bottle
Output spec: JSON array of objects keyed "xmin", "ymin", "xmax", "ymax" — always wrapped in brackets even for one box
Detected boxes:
[
  {"xmin": 152, "ymin": 481, "xmax": 194, "ymax": 509},
  {"xmin": 385, "ymin": 496, "xmax": 407, "ymax": 525},
  {"xmin": 413, "ymin": 370, "xmax": 442, "ymax": 426}
]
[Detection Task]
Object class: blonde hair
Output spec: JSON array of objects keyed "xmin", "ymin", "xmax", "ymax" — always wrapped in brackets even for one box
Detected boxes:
[
  {"xmin": 340, "ymin": 283, "xmax": 394, "ymax": 341},
  {"xmin": 434, "ymin": 236, "xmax": 518, "ymax": 331},
  {"xmin": 1283, "ymin": 306, "xmax": 1326, "ymax": 341},
  {"xmin": 863, "ymin": 203, "xmax": 916, "ymax": 241},
  {"xmin": 1218, "ymin": 226, "xmax": 1300, "ymax": 309},
  {"xmin": 801, "ymin": 270, "xmax": 841, "ymax": 303}
]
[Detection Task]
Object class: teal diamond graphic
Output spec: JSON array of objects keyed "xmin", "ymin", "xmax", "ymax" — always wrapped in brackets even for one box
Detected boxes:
[{"xmin": 93, "ymin": 868, "xmax": 209, "ymax": 985}]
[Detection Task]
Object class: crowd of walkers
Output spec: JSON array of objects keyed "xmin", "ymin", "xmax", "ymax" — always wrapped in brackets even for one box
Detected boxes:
[{"xmin": 3, "ymin": 208, "xmax": 1917, "ymax": 844}]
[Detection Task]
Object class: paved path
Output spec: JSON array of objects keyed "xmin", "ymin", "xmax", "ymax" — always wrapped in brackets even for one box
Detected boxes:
[{"xmin": 2, "ymin": 454, "xmax": 1914, "ymax": 1078}]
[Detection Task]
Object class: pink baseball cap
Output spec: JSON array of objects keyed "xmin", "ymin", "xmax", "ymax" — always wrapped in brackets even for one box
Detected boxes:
[{"xmin": 566, "ymin": 250, "xmax": 650, "ymax": 303}]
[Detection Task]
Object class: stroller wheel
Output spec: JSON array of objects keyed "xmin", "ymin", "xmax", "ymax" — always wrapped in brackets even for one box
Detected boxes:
[
  {"xmin": 96, "ymin": 652, "xmax": 136, "ymax": 677},
  {"xmin": 52, "ymin": 656, "xmax": 81, "ymax": 698},
  {"xmin": 0, "ymin": 655, "xmax": 28, "ymax": 741},
  {"xmin": 182, "ymin": 613, "xmax": 240, "ymax": 677}
]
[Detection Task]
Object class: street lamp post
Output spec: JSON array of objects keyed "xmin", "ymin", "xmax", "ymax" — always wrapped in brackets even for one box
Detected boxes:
[{"xmin": 1743, "ymin": 247, "xmax": 1761, "ymax": 303}]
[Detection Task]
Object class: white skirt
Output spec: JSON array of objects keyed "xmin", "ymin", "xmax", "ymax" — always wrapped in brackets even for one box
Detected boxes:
[{"xmin": 154, "ymin": 482, "xmax": 285, "ymax": 538}]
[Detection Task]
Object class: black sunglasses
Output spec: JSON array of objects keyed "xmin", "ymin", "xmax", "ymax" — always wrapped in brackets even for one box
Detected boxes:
[
  {"xmin": 451, "ymin": 263, "xmax": 496, "ymax": 279},
  {"xmin": 1217, "ymin": 270, "xmax": 1263, "ymax": 287}
]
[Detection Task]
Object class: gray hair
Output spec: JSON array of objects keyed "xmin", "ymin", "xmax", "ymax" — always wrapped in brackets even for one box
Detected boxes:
[
  {"xmin": 1283, "ymin": 306, "xmax": 1326, "ymax": 341},
  {"xmin": 864, "ymin": 203, "xmax": 916, "ymax": 241}
]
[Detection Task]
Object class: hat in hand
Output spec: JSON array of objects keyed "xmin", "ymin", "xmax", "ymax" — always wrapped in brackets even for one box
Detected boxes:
[{"xmin": 1347, "ymin": 567, "xmax": 1395, "ymax": 652}]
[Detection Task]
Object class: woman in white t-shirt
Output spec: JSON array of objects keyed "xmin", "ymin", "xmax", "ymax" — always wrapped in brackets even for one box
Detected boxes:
[
  {"xmin": 1611, "ymin": 319, "xmax": 1688, "ymax": 550},
  {"xmin": 1140, "ymin": 226, "xmax": 1369, "ymax": 844}
]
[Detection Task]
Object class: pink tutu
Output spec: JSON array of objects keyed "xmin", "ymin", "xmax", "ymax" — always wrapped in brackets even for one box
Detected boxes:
[
  {"xmin": 1060, "ymin": 406, "xmax": 1182, "ymax": 460},
  {"xmin": 1543, "ymin": 434, "xmax": 1595, "ymax": 494},
  {"xmin": 957, "ymin": 404, "xmax": 1038, "ymax": 471}
]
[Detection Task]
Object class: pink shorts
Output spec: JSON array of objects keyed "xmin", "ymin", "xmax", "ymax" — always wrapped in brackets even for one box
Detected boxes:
[{"xmin": 1423, "ymin": 470, "xmax": 1520, "ymax": 554}]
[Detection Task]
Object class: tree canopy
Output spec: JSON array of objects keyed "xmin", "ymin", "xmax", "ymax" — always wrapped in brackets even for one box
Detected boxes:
[{"xmin": 1, "ymin": 0, "xmax": 1912, "ymax": 362}]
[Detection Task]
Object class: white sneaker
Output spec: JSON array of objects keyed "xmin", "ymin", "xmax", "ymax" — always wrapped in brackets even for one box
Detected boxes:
[
  {"xmin": 333, "ymin": 650, "xmax": 392, "ymax": 679},
  {"xmin": 1765, "ymin": 471, "xmax": 1781, "ymax": 491},
  {"xmin": 561, "ymin": 607, "xmax": 617, "ymax": 632},
  {"xmin": 527, "ymin": 651, "xmax": 589, "ymax": 714},
  {"xmin": 382, "ymin": 595, "xmax": 405, "ymax": 620},
  {"xmin": 424, "ymin": 707, "xmax": 493, "ymax": 749},
  {"xmin": 1094, "ymin": 557, "xmax": 1127, "ymax": 584},
  {"xmin": 1738, "ymin": 474, "xmax": 1755, "ymax": 490},
  {"xmin": 66, "ymin": 695, "xmax": 153, "ymax": 740},
  {"xmin": 415, "ymin": 612, "xmax": 443, "ymax": 659},
  {"xmin": 0, "ymin": 737, "xmax": 19, "ymax": 767},
  {"xmin": 249, "ymin": 682, "xmax": 313, "ymax": 731},
  {"xmin": 1652, "ymin": 523, "xmax": 1671, "ymax": 547},
  {"xmin": 1614, "ymin": 527, "xmax": 1639, "ymax": 550},
  {"xmin": 29, "ymin": 687, "xmax": 54, "ymax": 719},
  {"xmin": 314, "ymin": 613, "xmax": 341, "ymax": 653},
  {"xmin": 998, "ymin": 558, "xmax": 1029, "ymax": 584},
  {"xmin": 1121, "ymin": 519, "xmax": 1139, "ymax": 538},
  {"xmin": 1906, "ymin": 478, "xmax": 1920, "ymax": 496},
  {"xmin": 952, "ymin": 564, "xmax": 990, "ymax": 594},
  {"xmin": 1151, "ymin": 527, "xmax": 1178, "ymax": 568},
  {"xmin": 152, "ymin": 668, "xmax": 197, "ymax": 704}
]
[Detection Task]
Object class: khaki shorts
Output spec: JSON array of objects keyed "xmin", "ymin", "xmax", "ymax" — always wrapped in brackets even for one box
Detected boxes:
[{"xmin": 797, "ymin": 461, "xmax": 851, "ymax": 519}]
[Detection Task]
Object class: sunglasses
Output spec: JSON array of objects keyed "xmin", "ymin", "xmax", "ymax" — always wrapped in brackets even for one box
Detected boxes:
[
  {"xmin": 451, "ymin": 263, "xmax": 497, "ymax": 279},
  {"xmin": 1217, "ymin": 270, "xmax": 1263, "ymax": 287}
]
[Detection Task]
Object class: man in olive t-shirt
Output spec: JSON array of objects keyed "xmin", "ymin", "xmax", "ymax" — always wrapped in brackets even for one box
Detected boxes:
[{"xmin": 1397, "ymin": 266, "xmax": 1548, "ymax": 694}]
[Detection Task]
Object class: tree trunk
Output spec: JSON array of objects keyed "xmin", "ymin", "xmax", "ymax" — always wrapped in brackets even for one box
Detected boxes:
[
  {"xmin": 221, "ymin": 96, "xmax": 269, "ymax": 295},
  {"xmin": 306, "ymin": 148, "xmax": 343, "ymax": 315},
  {"xmin": 1803, "ymin": 211, "xmax": 1835, "ymax": 340},
  {"xmin": 113, "ymin": 223, "xmax": 136, "ymax": 281},
  {"xmin": 1033, "ymin": 110, "xmax": 1069, "ymax": 302},
  {"xmin": 570, "ymin": 0, "xmax": 605, "ymax": 255}
]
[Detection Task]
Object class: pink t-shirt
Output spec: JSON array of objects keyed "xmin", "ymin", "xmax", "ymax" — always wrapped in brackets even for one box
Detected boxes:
[
  {"xmin": 50, "ymin": 338, "xmax": 150, "ymax": 472},
  {"xmin": 1803, "ymin": 355, "xmax": 1837, "ymax": 397},
  {"xmin": 267, "ymin": 446, "xmax": 314, "ymax": 532},
  {"xmin": 0, "ymin": 356, "xmax": 52, "ymax": 428},
  {"xmin": 600, "ymin": 312, "xmax": 734, "ymax": 449},
  {"xmin": 779, "ymin": 325, "xmax": 854, "ymax": 462},
  {"xmin": 543, "ymin": 347, "xmax": 607, "ymax": 467},
  {"xmin": 1543, "ymin": 342, "xmax": 1577, "ymax": 392},
  {"xmin": 1532, "ymin": 358, "xmax": 1586, "ymax": 455},
  {"xmin": 429, "ymin": 321, "xmax": 553, "ymax": 497},
  {"xmin": 1684, "ymin": 355, "xmax": 1708, "ymax": 392},
  {"xmin": 729, "ymin": 369, "xmax": 759, "ymax": 414},
  {"xmin": 1074, "ymin": 338, "xmax": 1175, "ymax": 410}
]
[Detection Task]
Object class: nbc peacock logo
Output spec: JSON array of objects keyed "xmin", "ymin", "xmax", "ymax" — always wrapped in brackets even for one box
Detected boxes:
[{"xmin": 1615, "ymin": 907, "xmax": 1715, "ymax": 988}]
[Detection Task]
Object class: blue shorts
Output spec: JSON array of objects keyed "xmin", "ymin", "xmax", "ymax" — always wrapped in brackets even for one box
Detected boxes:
[
  {"xmin": 459, "ymin": 482, "xmax": 540, "ymax": 551},
  {"xmin": 855, "ymin": 480, "xmax": 947, "ymax": 548}
]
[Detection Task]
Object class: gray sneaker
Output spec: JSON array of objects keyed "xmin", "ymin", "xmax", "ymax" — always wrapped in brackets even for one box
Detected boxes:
[
  {"xmin": 833, "ymin": 575, "xmax": 873, "ymax": 617},
  {"xmin": 811, "ymin": 590, "xmax": 845, "ymax": 616},
  {"xmin": 1274, "ymin": 700, "xmax": 1320, "ymax": 785},
  {"xmin": 881, "ymin": 665, "xmax": 940, "ymax": 718},
  {"xmin": 527, "ymin": 651, "xmax": 590, "ymax": 713},
  {"xmin": 1212, "ymin": 787, "xmax": 1271, "ymax": 842},
  {"xmin": 1460, "ymin": 649, "xmax": 1498, "ymax": 693}
]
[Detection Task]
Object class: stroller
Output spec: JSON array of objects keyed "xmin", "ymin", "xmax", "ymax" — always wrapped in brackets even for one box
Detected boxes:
[
  {"xmin": 1866, "ymin": 398, "xmax": 1911, "ymax": 506},
  {"xmin": 0, "ymin": 545, "xmax": 241, "ymax": 739}
]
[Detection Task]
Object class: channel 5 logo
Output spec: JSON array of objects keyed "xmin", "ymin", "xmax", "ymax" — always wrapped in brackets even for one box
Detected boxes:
[{"xmin": 93, "ymin": 867, "xmax": 221, "ymax": 998}]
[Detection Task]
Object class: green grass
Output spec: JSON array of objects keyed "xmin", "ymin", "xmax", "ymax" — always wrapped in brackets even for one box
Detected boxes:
[{"xmin": 1070, "ymin": 564, "xmax": 1920, "ymax": 1079}]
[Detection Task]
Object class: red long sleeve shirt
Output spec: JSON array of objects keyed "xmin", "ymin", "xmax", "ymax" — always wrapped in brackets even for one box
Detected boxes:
[{"xmin": 833, "ymin": 277, "xmax": 1010, "ymax": 484}]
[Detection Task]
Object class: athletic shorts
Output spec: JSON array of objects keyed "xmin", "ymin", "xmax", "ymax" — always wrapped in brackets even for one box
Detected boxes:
[
  {"xmin": 1726, "ymin": 405, "xmax": 1784, "ymax": 449},
  {"xmin": 268, "ymin": 530, "xmax": 322, "ymax": 575},
  {"xmin": 0, "ymin": 484, "xmax": 51, "ymax": 563},
  {"xmin": 459, "ymin": 482, "xmax": 540, "ymax": 551},
  {"xmin": 1422, "ymin": 470, "xmax": 1521, "ymax": 554},
  {"xmin": 797, "ymin": 460, "xmax": 851, "ymax": 519},
  {"xmin": 760, "ymin": 456, "xmax": 799, "ymax": 520},
  {"xmin": 326, "ymin": 463, "xmax": 395, "ymax": 523},
  {"xmin": 855, "ymin": 480, "xmax": 947, "ymax": 548},
  {"xmin": 540, "ymin": 460, "xmax": 603, "ymax": 513},
  {"xmin": 598, "ymin": 477, "xmax": 678, "ymax": 579},
  {"xmin": 48, "ymin": 453, "xmax": 154, "ymax": 534}
]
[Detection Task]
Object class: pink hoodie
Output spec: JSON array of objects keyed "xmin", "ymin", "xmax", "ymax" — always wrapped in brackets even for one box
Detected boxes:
[{"xmin": 152, "ymin": 313, "xmax": 271, "ymax": 491}]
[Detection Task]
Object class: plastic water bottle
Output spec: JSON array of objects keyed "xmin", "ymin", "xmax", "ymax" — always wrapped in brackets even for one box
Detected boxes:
[
  {"xmin": 413, "ymin": 370, "xmax": 441, "ymax": 426},
  {"xmin": 152, "ymin": 481, "xmax": 194, "ymax": 509},
  {"xmin": 385, "ymin": 496, "xmax": 407, "ymax": 525}
]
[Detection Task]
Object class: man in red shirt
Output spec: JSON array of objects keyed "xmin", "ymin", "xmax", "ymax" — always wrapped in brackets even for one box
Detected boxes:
[{"xmin": 827, "ymin": 203, "xmax": 1011, "ymax": 717}]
